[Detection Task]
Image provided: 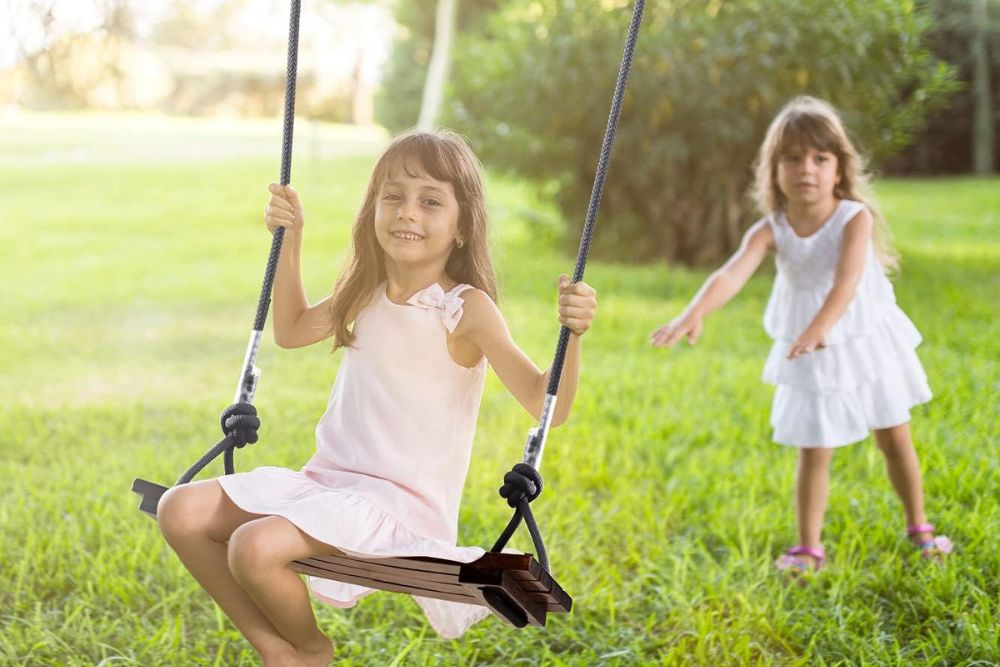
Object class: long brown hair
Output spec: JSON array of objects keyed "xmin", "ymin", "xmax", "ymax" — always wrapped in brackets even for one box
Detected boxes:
[
  {"xmin": 328, "ymin": 130, "xmax": 498, "ymax": 349},
  {"xmin": 752, "ymin": 96, "xmax": 898, "ymax": 272}
]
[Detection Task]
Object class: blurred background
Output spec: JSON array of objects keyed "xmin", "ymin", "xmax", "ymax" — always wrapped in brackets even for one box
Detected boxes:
[
  {"xmin": 2, "ymin": 0, "xmax": 997, "ymax": 263},
  {"xmin": 1, "ymin": 2, "xmax": 998, "ymax": 665}
]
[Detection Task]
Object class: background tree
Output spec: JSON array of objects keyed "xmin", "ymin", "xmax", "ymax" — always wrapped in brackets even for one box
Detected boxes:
[
  {"xmin": 887, "ymin": 0, "xmax": 999, "ymax": 175},
  {"xmin": 972, "ymin": 0, "xmax": 995, "ymax": 174},
  {"xmin": 376, "ymin": 0, "xmax": 498, "ymax": 132},
  {"xmin": 416, "ymin": 0, "xmax": 458, "ymax": 130},
  {"xmin": 447, "ymin": 0, "xmax": 957, "ymax": 265}
]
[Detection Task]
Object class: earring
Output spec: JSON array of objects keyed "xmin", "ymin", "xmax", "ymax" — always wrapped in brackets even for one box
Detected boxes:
[{"xmin": 456, "ymin": 239, "xmax": 465, "ymax": 248}]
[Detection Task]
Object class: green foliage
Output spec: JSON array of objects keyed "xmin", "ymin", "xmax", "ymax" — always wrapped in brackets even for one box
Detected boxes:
[
  {"xmin": 1, "ymin": 116, "xmax": 998, "ymax": 664},
  {"xmin": 449, "ymin": 0, "xmax": 959, "ymax": 264}
]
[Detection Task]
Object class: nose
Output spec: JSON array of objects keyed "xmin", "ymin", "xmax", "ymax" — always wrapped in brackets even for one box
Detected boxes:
[{"xmin": 396, "ymin": 198, "xmax": 417, "ymax": 221}]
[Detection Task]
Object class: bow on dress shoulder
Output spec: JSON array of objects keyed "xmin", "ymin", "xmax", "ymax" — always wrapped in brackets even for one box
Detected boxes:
[{"xmin": 406, "ymin": 283, "xmax": 469, "ymax": 333}]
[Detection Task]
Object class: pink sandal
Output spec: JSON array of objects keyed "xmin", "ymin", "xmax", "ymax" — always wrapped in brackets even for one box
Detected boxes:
[
  {"xmin": 907, "ymin": 523, "xmax": 953, "ymax": 560},
  {"xmin": 775, "ymin": 545, "xmax": 825, "ymax": 578}
]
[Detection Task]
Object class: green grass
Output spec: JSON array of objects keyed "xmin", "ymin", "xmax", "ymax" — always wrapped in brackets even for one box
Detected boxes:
[{"xmin": 1, "ymin": 114, "xmax": 998, "ymax": 666}]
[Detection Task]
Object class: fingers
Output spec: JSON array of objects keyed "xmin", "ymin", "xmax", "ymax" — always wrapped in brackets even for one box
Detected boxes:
[
  {"xmin": 558, "ymin": 316, "xmax": 591, "ymax": 334},
  {"xmin": 650, "ymin": 325, "xmax": 676, "ymax": 348},
  {"xmin": 786, "ymin": 342, "xmax": 816, "ymax": 360},
  {"xmin": 265, "ymin": 204, "xmax": 295, "ymax": 232},
  {"xmin": 557, "ymin": 275, "xmax": 595, "ymax": 335},
  {"xmin": 558, "ymin": 274, "xmax": 596, "ymax": 297},
  {"xmin": 268, "ymin": 182, "xmax": 302, "ymax": 208},
  {"xmin": 265, "ymin": 183, "xmax": 303, "ymax": 233},
  {"xmin": 651, "ymin": 318, "xmax": 699, "ymax": 348},
  {"xmin": 651, "ymin": 327, "xmax": 680, "ymax": 348}
]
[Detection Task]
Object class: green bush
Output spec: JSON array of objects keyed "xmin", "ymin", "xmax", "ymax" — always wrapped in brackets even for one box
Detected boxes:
[{"xmin": 449, "ymin": 0, "xmax": 958, "ymax": 264}]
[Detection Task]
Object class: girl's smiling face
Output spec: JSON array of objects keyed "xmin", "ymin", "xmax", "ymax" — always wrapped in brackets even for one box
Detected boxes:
[
  {"xmin": 777, "ymin": 145, "xmax": 840, "ymax": 207},
  {"xmin": 373, "ymin": 166, "xmax": 462, "ymax": 268}
]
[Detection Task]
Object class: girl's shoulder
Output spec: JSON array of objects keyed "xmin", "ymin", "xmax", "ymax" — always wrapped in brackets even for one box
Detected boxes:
[
  {"xmin": 839, "ymin": 198, "xmax": 867, "ymax": 219},
  {"xmin": 451, "ymin": 287, "xmax": 503, "ymax": 338}
]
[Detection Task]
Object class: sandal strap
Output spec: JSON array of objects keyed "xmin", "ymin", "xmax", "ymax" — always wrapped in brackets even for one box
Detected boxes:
[
  {"xmin": 786, "ymin": 544, "xmax": 825, "ymax": 561},
  {"xmin": 907, "ymin": 523, "xmax": 935, "ymax": 536}
]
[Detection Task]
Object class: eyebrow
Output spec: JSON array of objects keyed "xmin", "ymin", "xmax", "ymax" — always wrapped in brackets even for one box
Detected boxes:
[{"xmin": 383, "ymin": 180, "xmax": 448, "ymax": 195}]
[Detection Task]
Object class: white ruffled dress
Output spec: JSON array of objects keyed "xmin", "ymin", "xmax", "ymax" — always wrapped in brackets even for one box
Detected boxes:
[
  {"xmin": 762, "ymin": 199, "xmax": 932, "ymax": 447},
  {"xmin": 217, "ymin": 282, "xmax": 492, "ymax": 638}
]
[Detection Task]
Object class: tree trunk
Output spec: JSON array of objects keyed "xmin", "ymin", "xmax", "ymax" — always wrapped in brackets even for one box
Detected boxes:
[
  {"xmin": 417, "ymin": 0, "xmax": 458, "ymax": 131},
  {"xmin": 972, "ymin": 0, "xmax": 995, "ymax": 174}
]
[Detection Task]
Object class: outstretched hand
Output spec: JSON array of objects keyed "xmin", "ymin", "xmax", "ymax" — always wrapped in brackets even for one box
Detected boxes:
[
  {"xmin": 650, "ymin": 313, "xmax": 702, "ymax": 348},
  {"xmin": 264, "ymin": 183, "xmax": 304, "ymax": 234},
  {"xmin": 787, "ymin": 325, "xmax": 827, "ymax": 360},
  {"xmin": 557, "ymin": 274, "xmax": 597, "ymax": 335}
]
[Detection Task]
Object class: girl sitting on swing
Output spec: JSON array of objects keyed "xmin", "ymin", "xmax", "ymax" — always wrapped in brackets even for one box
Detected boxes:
[{"xmin": 156, "ymin": 130, "xmax": 597, "ymax": 666}]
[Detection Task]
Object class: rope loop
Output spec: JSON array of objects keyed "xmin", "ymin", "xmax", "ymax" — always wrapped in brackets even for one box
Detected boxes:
[
  {"xmin": 498, "ymin": 463, "xmax": 543, "ymax": 508},
  {"xmin": 220, "ymin": 403, "xmax": 261, "ymax": 448}
]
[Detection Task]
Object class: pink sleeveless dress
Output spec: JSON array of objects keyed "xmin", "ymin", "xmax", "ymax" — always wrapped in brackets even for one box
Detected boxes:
[{"xmin": 217, "ymin": 282, "xmax": 492, "ymax": 638}]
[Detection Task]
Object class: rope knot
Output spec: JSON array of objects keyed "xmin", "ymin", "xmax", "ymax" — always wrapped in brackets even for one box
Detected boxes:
[
  {"xmin": 220, "ymin": 403, "xmax": 260, "ymax": 448},
  {"xmin": 498, "ymin": 463, "xmax": 543, "ymax": 508}
]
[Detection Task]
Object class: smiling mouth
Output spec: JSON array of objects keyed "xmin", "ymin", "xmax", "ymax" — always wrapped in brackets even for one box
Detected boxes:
[{"xmin": 390, "ymin": 231, "xmax": 425, "ymax": 241}]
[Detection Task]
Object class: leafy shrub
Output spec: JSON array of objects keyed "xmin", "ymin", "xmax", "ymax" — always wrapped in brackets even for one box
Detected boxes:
[{"xmin": 448, "ymin": 0, "xmax": 957, "ymax": 264}]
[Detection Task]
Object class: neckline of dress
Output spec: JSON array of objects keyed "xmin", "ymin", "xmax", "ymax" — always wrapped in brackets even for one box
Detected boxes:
[
  {"xmin": 782, "ymin": 199, "xmax": 844, "ymax": 240},
  {"xmin": 381, "ymin": 281, "xmax": 463, "ymax": 306}
]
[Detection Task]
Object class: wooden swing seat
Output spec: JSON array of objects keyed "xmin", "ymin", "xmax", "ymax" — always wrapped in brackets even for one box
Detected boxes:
[{"xmin": 132, "ymin": 478, "xmax": 571, "ymax": 627}]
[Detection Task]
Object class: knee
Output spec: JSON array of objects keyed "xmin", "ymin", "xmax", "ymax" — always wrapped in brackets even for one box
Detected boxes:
[
  {"xmin": 157, "ymin": 484, "xmax": 210, "ymax": 543},
  {"xmin": 227, "ymin": 520, "xmax": 288, "ymax": 583},
  {"xmin": 874, "ymin": 432, "xmax": 907, "ymax": 458}
]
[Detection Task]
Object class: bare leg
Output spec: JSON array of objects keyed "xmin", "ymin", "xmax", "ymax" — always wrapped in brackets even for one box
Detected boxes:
[
  {"xmin": 157, "ymin": 481, "xmax": 304, "ymax": 667},
  {"xmin": 794, "ymin": 447, "xmax": 835, "ymax": 567},
  {"xmin": 227, "ymin": 516, "xmax": 337, "ymax": 667},
  {"xmin": 873, "ymin": 423, "xmax": 931, "ymax": 544}
]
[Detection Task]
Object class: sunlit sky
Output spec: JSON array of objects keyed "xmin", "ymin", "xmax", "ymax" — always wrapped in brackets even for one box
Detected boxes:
[{"xmin": 0, "ymin": 0, "xmax": 393, "ymax": 79}]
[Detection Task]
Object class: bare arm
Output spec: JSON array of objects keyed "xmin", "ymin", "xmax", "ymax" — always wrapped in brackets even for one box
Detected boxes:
[
  {"xmin": 264, "ymin": 184, "xmax": 334, "ymax": 348},
  {"xmin": 456, "ymin": 276, "xmax": 596, "ymax": 427},
  {"xmin": 787, "ymin": 208, "xmax": 872, "ymax": 359},
  {"xmin": 651, "ymin": 219, "xmax": 773, "ymax": 348}
]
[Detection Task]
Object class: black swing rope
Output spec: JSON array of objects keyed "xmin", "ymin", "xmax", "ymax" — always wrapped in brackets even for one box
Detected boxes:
[
  {"xmin": 489, "ymin": 0, "xmax": 646, "ymax": 573},
  {"xmin": 171, "ymin": 0, "xmax": 645, "ymax": 581},
  {"xmin": 174, "ymin": 0, "xmax": 301, "ymax": 485}
]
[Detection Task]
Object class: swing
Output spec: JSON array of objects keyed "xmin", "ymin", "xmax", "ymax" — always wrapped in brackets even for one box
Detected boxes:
[{"xmin": 132, "ymin": 0, "xmax": 645, "ymax": 629}]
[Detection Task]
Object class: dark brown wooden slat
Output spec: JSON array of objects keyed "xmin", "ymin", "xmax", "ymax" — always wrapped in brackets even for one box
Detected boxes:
[
  {"xmin": 505, "ymin": 574, "xmax": 570, "ymax": 610},
  {"xmin": 469, "ymin": 569, "xmax": 549, "ymax": 627},
  {"xmin": 294, "ymin": 558, "xmax": 473, "ymax": 598},
  {"xmin": 318, "ymin": 554, "xmax": 464, "ymax": 575},
  {"xmin": 292, "ymin": 561, "xmax": 478, "ymax": 604},
  {"xmin": 306, "ymin": 551, "xmax": 571, "ymax": 611},
  {"xmin": 307, "ymin": 554, "xmax": 462, "ymax": 585}
]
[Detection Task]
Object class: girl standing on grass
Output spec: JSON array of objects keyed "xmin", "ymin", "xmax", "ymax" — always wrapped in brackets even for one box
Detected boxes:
[
  {"xmin": 651, "ymin": 97, "xmax": 951, "ymax": 577},
  {"xmin": 156, "ymin": 130, "xmax": 597, "ymax": 666}
]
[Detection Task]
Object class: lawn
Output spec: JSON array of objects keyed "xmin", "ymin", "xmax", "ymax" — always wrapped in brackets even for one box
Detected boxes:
[{"xmin": 1, "ymin": 113, "xmax": 997, "ymax": 666}]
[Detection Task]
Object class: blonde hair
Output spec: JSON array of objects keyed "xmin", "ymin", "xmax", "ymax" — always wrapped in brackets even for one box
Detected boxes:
[
  {"xmin": 752, "ymin": 96, "xmax": 898, "ymax": 272},
  {"xmin": 328, "ymin": 130, "xmax": 498, "ymax": 349}
]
